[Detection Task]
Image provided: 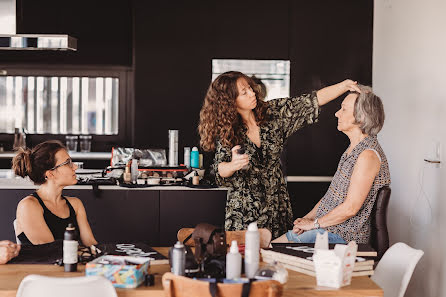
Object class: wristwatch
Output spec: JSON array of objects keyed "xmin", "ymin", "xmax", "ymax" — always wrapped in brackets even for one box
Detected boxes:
[{"xmin": 313, "ymin": 218, "xmax": 320, "ymax": 229}]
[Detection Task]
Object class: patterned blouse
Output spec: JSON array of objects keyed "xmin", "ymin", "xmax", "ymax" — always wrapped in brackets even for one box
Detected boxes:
[
  {"xmin": 316, "ymin": 135, "xmax": 391, "ymax": 243},
  {"xmin": 213, "ymin": 92, "xmax": 320, "ymax": 238}
]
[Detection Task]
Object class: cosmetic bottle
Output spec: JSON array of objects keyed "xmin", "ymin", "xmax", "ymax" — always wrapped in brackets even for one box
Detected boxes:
[
  {"xmin": 191, "ymin": 147, "xmax": 199, "ymax": 168},
  {"xmin": 226, "ymin": 240, "xmax": 242, "ymax": 279},
  {"xmin": 245, "ymin": 222, "xmax": 260, "ymax": 278}
]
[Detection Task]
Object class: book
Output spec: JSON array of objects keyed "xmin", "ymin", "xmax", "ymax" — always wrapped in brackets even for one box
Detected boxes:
[
  {"xmin": 261, "ymin": 247, "xmax": 374, "ymax": 277},
  {"xmin": 97, "ymin": 243, "xmax": 169, "ymax": 265},
  {"xmin": 262, "ymin": 257, "xmax": 374, "ymax": 277},
  {"xmin": 271, "ymin": 242, "xmax": 378, "ymax": 257}
]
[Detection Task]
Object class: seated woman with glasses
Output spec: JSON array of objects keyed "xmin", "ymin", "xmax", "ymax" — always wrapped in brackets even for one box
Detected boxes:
[{"xmin": 12, "ymin": 140, "xmax": 97, "ymax": 246}]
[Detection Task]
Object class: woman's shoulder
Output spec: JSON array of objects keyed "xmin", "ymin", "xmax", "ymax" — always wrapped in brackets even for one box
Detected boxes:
[
  {"xmin": 17, "ymin": 195, "xmax": 42, "ymax": 213},
  {"xmin": 64, "ymin": 196, "xmax": 82, "ymax": 207},
  {"xmin": 355, "ymin": 150, "xmax": 381, "ymax": 174}
]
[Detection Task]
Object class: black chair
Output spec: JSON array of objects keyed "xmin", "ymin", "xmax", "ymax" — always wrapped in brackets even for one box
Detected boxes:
[{"xmin": 370, "ymin": 186, "xmax": 391, "ymax": 260}]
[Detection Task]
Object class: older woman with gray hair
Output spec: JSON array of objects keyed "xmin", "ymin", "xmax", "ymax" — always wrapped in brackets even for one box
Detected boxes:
[{"xmin": 274, "ymin": 85, "xmax": 391, "ymax": 244}]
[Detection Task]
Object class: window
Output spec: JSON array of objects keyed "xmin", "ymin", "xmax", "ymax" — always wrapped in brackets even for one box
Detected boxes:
[
  {"xmin": 212, "ymin": 59, "xmax": 290, "ymax": 101},
  {"xmin": 0, "ymin": 75, "xmax": 119, "ymax": 135},
  {"xmin": 0, "ymin": 66, "xmax": 130, "ymax": 138}
]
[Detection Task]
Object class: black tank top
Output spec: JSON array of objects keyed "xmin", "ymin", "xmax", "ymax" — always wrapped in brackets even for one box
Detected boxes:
[{"xmin": 18, "ymin": 192, "xmax": 80, "ymax": 245}]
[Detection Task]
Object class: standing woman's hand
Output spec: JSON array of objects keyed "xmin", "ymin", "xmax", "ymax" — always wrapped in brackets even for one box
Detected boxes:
[
  {"xmin": 341, "ymin": 79, "xmax": 361, "ymax": 93},
  {"xmin": 230, "ymin": 145, "xmax": 249, "ymax": 171},
  {"xmin": 316, "ymin": 79, "xmax": 362, "ymax": 106}
]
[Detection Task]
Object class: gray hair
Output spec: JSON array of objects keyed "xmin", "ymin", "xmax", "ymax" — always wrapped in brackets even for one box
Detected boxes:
[{"xmin": 352, "ymin": 85, "xmax": 385, "ymax": 135}]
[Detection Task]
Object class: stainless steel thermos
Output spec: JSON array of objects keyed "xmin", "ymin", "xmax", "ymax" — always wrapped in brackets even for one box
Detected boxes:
[{"xmin": 168, "ymin": 130, "xmax": 179, "ymax": 166}]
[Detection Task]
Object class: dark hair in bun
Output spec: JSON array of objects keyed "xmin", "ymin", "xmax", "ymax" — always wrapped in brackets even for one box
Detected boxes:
[{"xmin": 12, "ymin": 140, "xmax": 66, "ymax": 185}]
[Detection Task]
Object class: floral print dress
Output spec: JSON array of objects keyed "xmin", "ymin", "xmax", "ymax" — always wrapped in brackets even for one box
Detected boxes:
[{"xmin": 213, "ymin": 92, "xmax": 320, "ymax": 238}]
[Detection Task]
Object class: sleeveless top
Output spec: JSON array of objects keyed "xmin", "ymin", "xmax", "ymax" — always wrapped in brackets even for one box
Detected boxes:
[
  {"xmin": 315, "ymin": 135, "xmax": 391, "ymax": 243},
  {"xmin": 17, "ymin": 192, "xmax": 80, "ymax": 245}
]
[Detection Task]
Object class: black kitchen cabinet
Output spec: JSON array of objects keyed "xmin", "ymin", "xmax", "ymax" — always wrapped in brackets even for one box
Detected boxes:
[
  {"xmin": 0, "ymin": 189, "xmax": 33, "ymax": 242},
  {"xmin": 63, "ymin": 189, "xmax": 160, "ymax": 245},
  {"xmin": 0, "ymin": 0, "xmax": 132, "ymax": 66},
  {"xmin": 159, "ymin": 190, "xmax": 227, "ymax": 246},
  {"xmin": 0, "ymin": 187, "xmax": 227, "ymax": 246}
]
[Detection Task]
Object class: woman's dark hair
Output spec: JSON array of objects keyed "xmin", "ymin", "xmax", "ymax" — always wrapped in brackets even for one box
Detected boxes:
[
  {"xmin": 12, "ymin": 140, "xmax": 66, "ymax": 185},
  {"xmin": 198, "ymin": 71, "xmax": 269, "ymax": 152}
]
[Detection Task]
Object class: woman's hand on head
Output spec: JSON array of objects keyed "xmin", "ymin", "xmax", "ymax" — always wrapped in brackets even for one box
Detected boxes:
[
  {"xmin": 342, "ymin": 79, "xmax": 361, "ymax": 93},
  {"xmin": 230, "ymin": 146, "xmax": 249, "ymax": 171}
]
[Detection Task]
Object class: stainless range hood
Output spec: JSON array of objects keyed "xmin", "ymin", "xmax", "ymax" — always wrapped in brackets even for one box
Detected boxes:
[{"xmin": 0, "ymin": 0, "xmax": 77, "ymax": 51}]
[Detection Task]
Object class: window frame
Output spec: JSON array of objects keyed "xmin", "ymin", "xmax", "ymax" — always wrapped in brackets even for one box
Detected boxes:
[{"xmin": 0, "ymin": 64, "xmax": 133, "ymax": 152}]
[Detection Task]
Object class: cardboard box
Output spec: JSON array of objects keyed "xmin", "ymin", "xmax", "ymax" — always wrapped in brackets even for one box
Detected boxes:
[{"xmin": 86, "ymin": 255, "xmax": 150, "ymax": 288}]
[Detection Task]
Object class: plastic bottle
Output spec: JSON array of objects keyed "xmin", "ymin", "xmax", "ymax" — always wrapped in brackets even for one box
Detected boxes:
[
  {"xmin": 226, "ymin": 240, "xmax": 242, "ymax": 279},
  {"xmin": 131, "ymin": 159, "xmax": 139, "ymax": 183},
  {"xmin": 192, "ymin": 170, "xmax": 200, "ymax": 185},
  {"xmin": 63, "ymin": 223, "xmax": 78, "ymax": 272},
  {"xmin": 170, "ymin": 241, "xmax": 186, "ymax": 276},
  {"xmin": 244, "ymin": 222, "xmax": 260, "ymax": 278},
  {"xmin": 123, "ymin": 162, "xmax": 131, "ymax": 183},
  {"xmin": 183, "ymin": 147, "xmax": 191, "ymax": 168},
  {"xmin": 191, "ymin": 147, "xmax": 199, "ymax": 168}
]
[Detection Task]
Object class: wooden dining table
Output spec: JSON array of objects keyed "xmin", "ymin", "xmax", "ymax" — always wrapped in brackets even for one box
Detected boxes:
[{"xmin": 0, "ymin": 247, "xmax": 383, "ymax": 297}]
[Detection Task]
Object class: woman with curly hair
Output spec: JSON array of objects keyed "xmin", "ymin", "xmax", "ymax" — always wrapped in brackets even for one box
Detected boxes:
[{"xmin": 199, "ymin": 71, "xmax": 360, "ymax": 238}]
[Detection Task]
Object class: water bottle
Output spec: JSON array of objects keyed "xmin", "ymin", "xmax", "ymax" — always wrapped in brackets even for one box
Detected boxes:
[
  {"xmin": 244, "ymin": 222, "xmax": 260, "ymax": 278},
  {"xmin": 226, "ymin": 240, "xmax": 242, "ymax": 279},
  {"xmin": 63, "ymin": 223, "xmax": 78, "ymax": 272},
  {"xmin": 191, "ymin": 147, "xmax": 199, "ymax": 168},
  {"xmin": 170, "ymin": 241, "xmax": 186, "ymax": 276},
  {"xmin": 183, "ymin": 147, "xmax": 191, "ymax": 168}
]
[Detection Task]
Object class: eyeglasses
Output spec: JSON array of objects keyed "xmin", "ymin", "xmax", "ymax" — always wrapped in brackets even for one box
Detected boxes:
[{"xmin": 50, "ymin": 159, "xmax": 74, "ymax": 171}]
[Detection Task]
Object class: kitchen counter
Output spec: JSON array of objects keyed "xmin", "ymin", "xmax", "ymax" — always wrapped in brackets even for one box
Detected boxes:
[{"xmin": 0, "ymin": 178, "xmax": 227, "ymax": 190}]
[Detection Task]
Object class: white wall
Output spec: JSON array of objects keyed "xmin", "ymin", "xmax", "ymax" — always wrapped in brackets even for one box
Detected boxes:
[{"xmin": 373, "ymin": 0, "xmax": 446, "ymax": 296}]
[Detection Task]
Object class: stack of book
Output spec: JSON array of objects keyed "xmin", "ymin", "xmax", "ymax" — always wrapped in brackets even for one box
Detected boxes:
[{"xmin": 261, "ymin": 243, "xmax": 376, "ymax": 277}]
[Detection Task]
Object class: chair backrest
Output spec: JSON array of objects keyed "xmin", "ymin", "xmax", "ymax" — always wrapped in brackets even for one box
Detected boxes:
[
  {"xmin": 13, "ymin": 219, "xmax": 21, "ymax": 245},
  {"xmin": 177, "ymin": 228, "xmax": 272, "ymax": 249},
  {"xmin": 162, "ymin": 272, "xmax": 282, "ymax": 297},
  {"xmin": 370, "ymin": 186, "xmax": 391, "ymax": 259},
  {"xmin": 371, "ymin": 242, "xmax": 424, "ymax": 297},
  {"xmin": 16, "ymin": 274, "xmax": 118, "ymax": 297}
]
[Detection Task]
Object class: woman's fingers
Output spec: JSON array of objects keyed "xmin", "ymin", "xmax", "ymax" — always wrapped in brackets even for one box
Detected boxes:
[
  {"xmin": 344, "ymin": 79, "xmax": 361, "ymax": 93},
  {"xmin": 231, "ymin": 145, "xmax": 241, "ymax": 155},
  {"xmin": 233, "ymin": 157, "xmax": 249, "ymax": 170},
  {"xmin": 293, "ymin": 218, "xmax": 302, "ymax": 224},
  {"xmin": 292, "ymin": 225, "xmax": 302, "ymax": 234}
]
